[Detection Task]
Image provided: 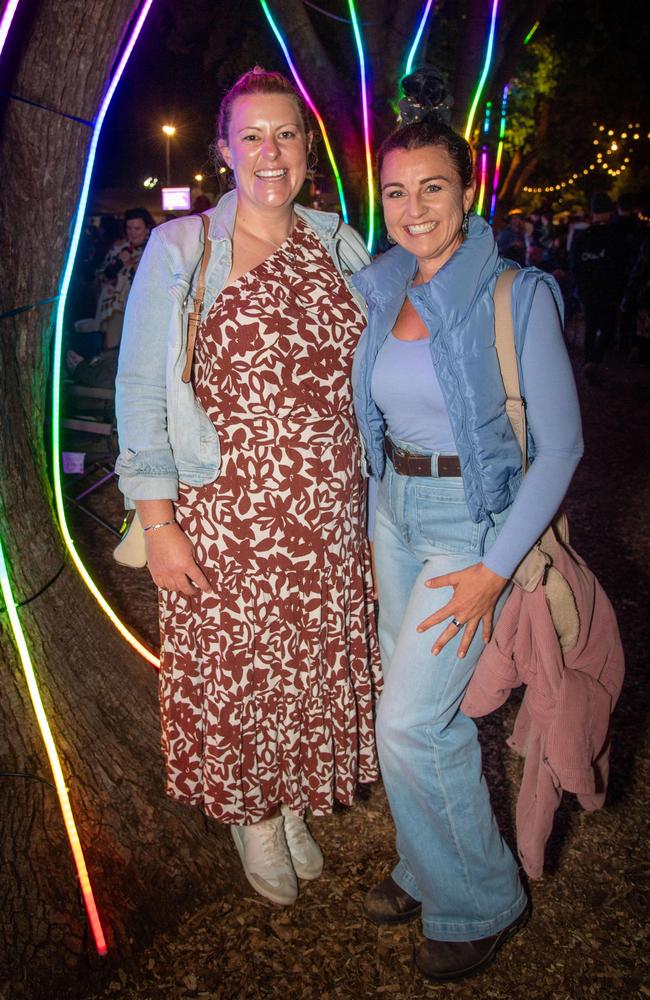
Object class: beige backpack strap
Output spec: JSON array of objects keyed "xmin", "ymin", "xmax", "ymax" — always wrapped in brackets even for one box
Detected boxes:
[
  {"xmin": 493, "ymin": 268, "xmax": 528, "ymax": 473},
  {"xmin": 182, "ymin": 212, "xmax": 212, "ymax": 384}
]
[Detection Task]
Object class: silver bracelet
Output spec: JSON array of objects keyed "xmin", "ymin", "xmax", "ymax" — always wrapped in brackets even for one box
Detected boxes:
[{"xmin": 143, "ymin": 519, "xmax": 176, "ymax": 533}]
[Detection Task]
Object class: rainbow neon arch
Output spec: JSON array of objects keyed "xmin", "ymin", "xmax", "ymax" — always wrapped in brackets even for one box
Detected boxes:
[
  {"xmin": 50, "ymin": 1, "xmax": 160, "ymax": 669},
  {"xmin": 347, "ymin": 0, "xmax": 375, "ymax": 251},
  {"xmin": 1, "ymin": 0, "xmax": 161, "ymax": 959},
  {"xmin": 259, "ymin": 0, "xmax": 350, "ymax": 223}
]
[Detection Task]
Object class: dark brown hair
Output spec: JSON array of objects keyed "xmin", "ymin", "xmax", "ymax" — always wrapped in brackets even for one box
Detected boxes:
[
  {"xmin": 216, "ymin": 66, "xmax": 312, "ymax": 147},
  {"xmin": 378, "ymin": 119, "xmax": 475, "ymax": 190}
]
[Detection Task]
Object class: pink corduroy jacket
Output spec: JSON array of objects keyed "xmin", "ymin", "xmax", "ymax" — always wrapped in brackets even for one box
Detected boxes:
[{"xmin": 461, "ymin": 539, "xmax": 624, "ymax": 879}]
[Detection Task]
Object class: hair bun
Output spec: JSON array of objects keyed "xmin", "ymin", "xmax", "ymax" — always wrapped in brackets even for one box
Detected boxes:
[{"xmin": 398, "ymin": 67, "xmax": 452, "ymax": 126}]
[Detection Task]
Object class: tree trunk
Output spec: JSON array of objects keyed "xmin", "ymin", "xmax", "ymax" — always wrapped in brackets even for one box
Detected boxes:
[
  {"xmin": 272, "ymin": 0, "xmax": 368, "ymax": 227},
  {"xmin": 0, "ymin": 3, "xmax": 237, "ymax": 995}
]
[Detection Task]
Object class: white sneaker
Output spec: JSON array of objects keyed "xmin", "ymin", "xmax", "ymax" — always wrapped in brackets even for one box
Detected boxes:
[
  {"xmin": 230, "ymin": 815, "xmax": 297, "ymax": 906},
  {"xmin": 280, "ymin": 804, "xmax": 324, "ymax": 880}
]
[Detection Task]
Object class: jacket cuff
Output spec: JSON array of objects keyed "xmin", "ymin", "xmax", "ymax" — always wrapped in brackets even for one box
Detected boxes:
[{"xmin": 118, "ymin": 473, "xmax": 179, "ymax": 508}]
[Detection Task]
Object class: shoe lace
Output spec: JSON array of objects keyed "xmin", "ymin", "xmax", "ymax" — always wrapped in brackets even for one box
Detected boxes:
[
  {"xmin": 283, "ymin": 811, "xmax": 309, "ymax": 850},
  {"xmin": 257, "ymin": 820, "xmax": 289, "ymax": 866}
]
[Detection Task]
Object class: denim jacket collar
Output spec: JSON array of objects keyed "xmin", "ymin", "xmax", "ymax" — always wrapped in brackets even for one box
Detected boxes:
[{"xmin": 207, "ymin": 188, "xmax": 341, "ymax": 243}]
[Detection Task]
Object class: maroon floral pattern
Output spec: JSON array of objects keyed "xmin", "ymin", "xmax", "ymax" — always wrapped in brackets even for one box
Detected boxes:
[{"xmin": 158, "ymin": 219, "xmax": 381, "ymax": 825}]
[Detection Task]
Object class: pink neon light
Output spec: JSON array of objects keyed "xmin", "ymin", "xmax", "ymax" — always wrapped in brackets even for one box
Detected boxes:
[
  {"xmin": 489, "ymin": 84, "xmax": 509, "ymax": 222},
  {"xmin": 0, "ymin": 0, "xmax": 21, "ymax": 58},
  {"xmin": 347, "ymin": 0, "xmax": 375, "ymax": 250},
  {"xmin": 477, "ymin": 147, "xmax": 488, "ymax": 216}
]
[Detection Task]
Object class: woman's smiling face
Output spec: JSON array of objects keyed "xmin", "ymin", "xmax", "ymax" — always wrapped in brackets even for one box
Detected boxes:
[
  {"xmin": 218, "ymin": 93, "xmax": 310, "ymax": 213},
  {"xmin": 381, "ymin": 144, "xmax": 476, "ymax": 277}
]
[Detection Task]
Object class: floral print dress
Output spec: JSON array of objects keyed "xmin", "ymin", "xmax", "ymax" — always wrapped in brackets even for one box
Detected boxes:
[{"xmin": 158, "ymin": 218, "xmax": 381, "ymax": 825}]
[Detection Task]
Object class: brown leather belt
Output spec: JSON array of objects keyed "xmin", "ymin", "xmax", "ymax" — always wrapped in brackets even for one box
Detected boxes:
[{"xmin": 385, "ymin": 436, "xmax": 462, "ymax": 478}]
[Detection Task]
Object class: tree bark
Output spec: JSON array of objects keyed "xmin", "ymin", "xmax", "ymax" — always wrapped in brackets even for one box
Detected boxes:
[{"xmin": 0, "ymin": 3, "xmax": 237, "ymax": 995}]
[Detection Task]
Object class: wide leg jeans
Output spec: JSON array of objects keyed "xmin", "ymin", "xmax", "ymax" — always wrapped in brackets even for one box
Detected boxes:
[{"xmin": 373, "ymin": 451, "xmax": 527, "ymax": 942}]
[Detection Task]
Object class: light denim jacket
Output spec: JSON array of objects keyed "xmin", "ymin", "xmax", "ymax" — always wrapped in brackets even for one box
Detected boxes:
[{"xmin": 115, "ymin": 189, "xmax": 370, "ymax": 508}]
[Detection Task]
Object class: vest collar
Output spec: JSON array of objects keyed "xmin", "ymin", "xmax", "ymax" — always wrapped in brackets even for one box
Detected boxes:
[{"xmin": 352, "ymin": 215, "xmax": 499, "ymax": 324}]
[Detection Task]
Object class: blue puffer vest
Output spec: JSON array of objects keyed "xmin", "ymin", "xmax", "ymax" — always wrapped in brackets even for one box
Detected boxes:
[{"xmin": 351, "ymin": 215, "xmax": 564, "ymax": 524}]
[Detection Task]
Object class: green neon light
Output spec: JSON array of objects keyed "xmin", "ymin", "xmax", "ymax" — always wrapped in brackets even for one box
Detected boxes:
[
  {"xmin": 347, "ymin": 0, "xmax": 375, "ymax": 252},
  {"xmin": 51, "ymin": 0, "xmax": 159, "ymax": 668},
  {"xmin": 523, "ymin": 20, "xmax": 540, "ymax": 45},
  {"xmin": 464, "ymin": 0, "xmax": 500, "ymax": 141}
]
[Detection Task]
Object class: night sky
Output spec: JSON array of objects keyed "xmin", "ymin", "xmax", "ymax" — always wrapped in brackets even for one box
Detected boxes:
[
  {"xmin": 89, "ymin": 0, "xmax": 649, "ymax": 215},
  {"xmin": 91, "ymin": 0, "xmax": 281, "ymax": 207}
]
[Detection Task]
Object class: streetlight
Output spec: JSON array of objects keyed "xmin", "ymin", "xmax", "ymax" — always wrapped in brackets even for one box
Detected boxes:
[
  {"xmin": 162, "ymin": 124, "xmax": 176, "ymax": 186},
  {"xmin": 194, "ymin": 173, "xmax": 203, "ymax": 191}
]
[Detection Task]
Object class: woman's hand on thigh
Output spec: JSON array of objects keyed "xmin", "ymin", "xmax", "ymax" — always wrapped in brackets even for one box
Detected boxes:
[{"xmin": 416, "ymin": 562, "xmax": 508, "ymax": 658}]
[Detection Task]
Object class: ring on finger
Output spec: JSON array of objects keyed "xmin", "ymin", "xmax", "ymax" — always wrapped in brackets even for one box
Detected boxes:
[{"xmin": 451, "ymin": 617, "xmax": 463, "ymax": 629}]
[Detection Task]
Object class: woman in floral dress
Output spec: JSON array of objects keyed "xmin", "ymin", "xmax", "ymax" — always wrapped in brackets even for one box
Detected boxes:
[{"xmin": 116, "ymin": 69, "xmax": 380, "ymax": 906}]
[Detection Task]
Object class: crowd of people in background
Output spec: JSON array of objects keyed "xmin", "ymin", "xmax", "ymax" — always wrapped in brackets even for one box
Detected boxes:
[
  {"xmin": 494, "ymin": 191, "xmax": 648, "ymax": 381},
  {"xmin": 64, "ymin": 189, "xmax": 648, "ymax": 402}
]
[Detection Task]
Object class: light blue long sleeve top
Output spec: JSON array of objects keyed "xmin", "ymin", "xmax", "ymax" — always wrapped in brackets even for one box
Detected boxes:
[{"xmin": 368, "ymin": 282, "xmax": 583, "ymax": 579}]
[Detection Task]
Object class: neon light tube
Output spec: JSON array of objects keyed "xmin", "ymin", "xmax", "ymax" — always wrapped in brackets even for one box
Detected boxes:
[
  {"xmin": 523, "ymin": 20, "xmax": 540, "ymax": 45},
  {"xmin": 464, "ymin": 0, "xmax": 500, "ymax": 141},
  {"xmin": 0, "ymin": 537, "xmax": 108, "ymax": 955},
  {"xmin": 483, "ymin": 100, "xmax": 492, "ymax": 134},
  {"xmin": 259, "ymin": 0, "xmax": 349, "ymax": 223},
  {"xmin": 489, "ymin": 83, "xmax": 508, "ymax": 222},
  {"xmin": 0, "ymin": 0, "xmax": 21, "ymax": 59},
  {"xmin": 476, "ymin": 146, "xmax": 488, "ymax": 216},
  {"xmin": 51, "ymin": 0, "xmax": 159, "ymax": 669},
  {"xmin": 347, "ymin": 0, "xmax": 375, "ymax": 252},
  {"xmin": 404, "ymin": 0, "xmax": 435, "ymax": 77}
]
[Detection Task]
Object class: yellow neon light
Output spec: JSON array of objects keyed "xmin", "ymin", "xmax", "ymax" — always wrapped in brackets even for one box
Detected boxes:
[{"xmin": 0, "ymin": 537, "xmax": 108, "ymax": 955}]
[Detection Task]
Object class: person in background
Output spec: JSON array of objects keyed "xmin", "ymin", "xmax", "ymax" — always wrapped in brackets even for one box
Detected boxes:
[
  {"xmin": 68, "ymin": 209, "xmax": 155, "ymax": 387},
  {"xmin": 527, "ymin": 207, "xmax": 555, "ymax": 270},
  {"xmin": 190, "ymin": 193, "xmax": 213, "ymax": 215},
  {"xmin": 115, "ymin": 68, "xmax": 380, "ymax": 907},
  {"xmin": 95, "ymin": 207, "xmax": 155, "ymax": 350},
  {"xmin": 571, "ymin": 192, "xmax": 625, "ymax": 381},
  {"xmin": 613, "ymin": 193, "xmax": 645, "ymax": 355},
  {"xmin": 351, "ymin": 68, "xmax": 583, "ymax": 984},
  {"xmin": 622, "ymin": 232, "xmax": 650, "ymax": 366},
  {"xmin": 495, "ymin": 212, "xmax": 526, "ymax": 266}
]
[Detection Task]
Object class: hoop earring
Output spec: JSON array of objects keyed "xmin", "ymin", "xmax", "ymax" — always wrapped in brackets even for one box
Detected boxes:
[
  {"xmin": 461, "ymin": 211, "xmax": 470, "ymax": 238},
  {"xmin": 386, "ymin": 232, "xmax": 396, "ymax": 245}
]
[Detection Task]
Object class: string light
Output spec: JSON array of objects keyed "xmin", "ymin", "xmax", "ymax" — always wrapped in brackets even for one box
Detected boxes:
[
  {"xmin": 483, "ymin": 100, "xmax": 492, "ymax": 134},
  {"xmin": 51, "ymin": 0, "xmax": 159, "ymax": 669},
  {"xmin": 523, "ymin": 121, "xmax": 646, "ymax": 192},
  {"xmin": 0, "ymin": 536, "xmax": 108, "ymax": 955},
  {"xmin": 464, "ymin": 0, "xmax": 500, "ymax": 141},
  {"xmin": 347, "ymin": 0, "xmax": 375, "ymax": 252},
  {"xmin": 489, "ymin": 82, "xmax": 509, "ymax": 223},
  {"xmin": 0, "ymin": 0, "xmax": 21, "ymax": 59},
  {"xmin": 259, "ymin": 0, "xmax": 349, "ymax": 222},
  {"xmin": 404, "ymin": 0, "xmax": 435, "ymax": 77}
]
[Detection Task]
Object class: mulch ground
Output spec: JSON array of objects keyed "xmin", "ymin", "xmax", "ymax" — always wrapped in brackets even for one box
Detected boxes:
[{"xmin": 67, "ymin": 343, "xmax": 650, "ymax": 1000}]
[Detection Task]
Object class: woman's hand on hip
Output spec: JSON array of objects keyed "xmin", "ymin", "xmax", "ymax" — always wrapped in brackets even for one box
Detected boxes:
[
  {"xmin": 416, "ymin": 562, "xmax": 508, "ymax": 658},
  {"xmin": 145, "ymin": 524, "xmax": 211, "ymax": 596}
]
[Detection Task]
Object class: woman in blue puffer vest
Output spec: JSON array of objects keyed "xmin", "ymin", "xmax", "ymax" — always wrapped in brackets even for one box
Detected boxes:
[{"xmin": 351, "ymin": 69, "xmax": 583, "ymax": 984}]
